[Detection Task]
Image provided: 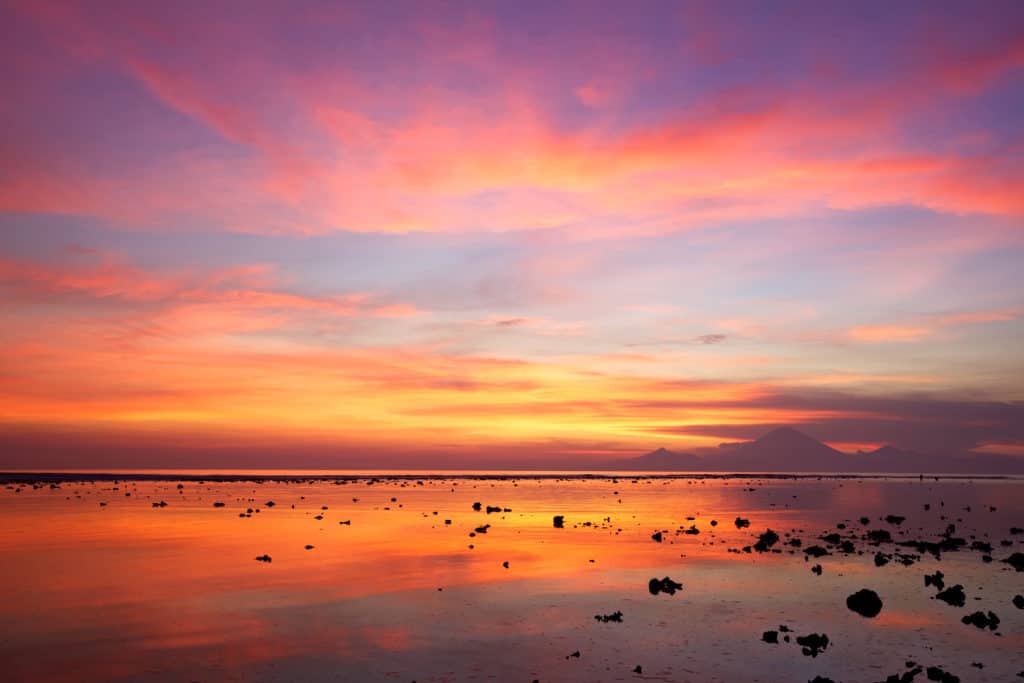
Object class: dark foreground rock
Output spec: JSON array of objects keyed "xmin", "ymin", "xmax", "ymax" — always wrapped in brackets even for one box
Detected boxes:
[
  {"xmin": 796, "ymin": 632, "xmax": 829, "ymax": 657},
  {"xmin": 594, "ymin": 610, "xmax": 623, "ymax": 623},
  {"xmin": 847, "ymin": 589, "xmax": 883, "ymax": 617},
  {"xmin": 648, "ymin": 576, "xmax": 683, "ymax": 596},
  {"xmin": 935, "ymin": 585, "xmax": 966, "ymax": 607},
  {"xmin": 961, "ymin": 610, "xmax": 999, "ymax": 630}
]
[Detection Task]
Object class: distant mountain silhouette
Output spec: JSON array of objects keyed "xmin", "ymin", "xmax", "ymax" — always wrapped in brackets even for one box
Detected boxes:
[
  {"xmin": 707, "ymin": 426, "xmax": 850, "ymax": 472},
  {"xmin": 613, "ymin": 426, "xmax": 1024, "ymax": 474},
  {"xmin": 613, "ymin": 447, "xmax": 704, "ymax": 471}
]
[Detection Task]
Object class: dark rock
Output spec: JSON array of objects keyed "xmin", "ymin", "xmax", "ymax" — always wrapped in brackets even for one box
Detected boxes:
[
  {"xmin": 885, "ymin": 515, "xmax": 906, "ymax": 525},
  {"xmin": 1003, "ymin": 552, "xmax": 1024, "ymax": 571},
  {"xmin": 735, "ymin": 517, "xmax": 750, "ymax": 528},
  {"xmin": 255, "ymin": 554, "xmax": 272, "ymax": 563},
  {"xmin": 875, "ymin": 552, "xmax": 891, "ymax": 566},
  {"xmin": 594, "ymin": 610, "xmax": 623, "ymax": 623},
  {"xmin": 809, "ymin": 678, "xmax": 837, "ymax": 683},
  {"xmin": 796, "ymin": 632, "xmax": 829, "ymax": 657},
  {"xmin": 304, "ymin": 545, "xmax": 314, "ymax": 550},
  {"xmin": 924, "ymin": 571, "xmax": 944, "ymax": 590},
  {"xmin": 961, "ymin": 610, "xmax": 999, "ymax": 630},
  {"xmin": 754, "ymin": 529, "xmax": 780, "ymax": 552},
  {"xmin": 472, "ymin": 502, "xmax": 482, "ymax": 511},
  {"xmin": 935, "ymin": 585, "xmax": 966, "ymax": 607},
  {"xmin": 925, "ymin": 665, "xmax": 960, "ymax": 682},
  {"xmin": 811, "ymin": 564, "xmax": 823, "ymax": 575},
  {"xmin": 1013, "ymin": 594, "xmax": 1023, "ymax": 609},
  {"xmin": 566, "ymin": 650, "xmax": 580, "ymax": 659},
  {"xmin": 868, "ymin": 529, "xmax": 893, "ymax": 543},
  {"xmin": 648, "ymin": 576, "xmax": 683, "ymax": 596},
  {"xmin": 553, "ymin": 515, "xmax": 565, "ymax": 528},
  {"xmin": 804, "ymin": 545, "xmax": 830, "ymax": 558},
  {"xmin": 213, "ymin": 502, "xmax": 225, "ymax": 507},
  {"xmin": 847, "ymin": 588, "xmax": 883, "ymax": 617},
  {"xmin": 633, "ymin": 665, "xmax": 643, "ymax": 674},
  {"xmin": 762, "ymin": 630, "xmax": 779, "ymax": 644},
  {"xmin": 651, "ymin": 531, "xmax": 663, "ymax": 542}
]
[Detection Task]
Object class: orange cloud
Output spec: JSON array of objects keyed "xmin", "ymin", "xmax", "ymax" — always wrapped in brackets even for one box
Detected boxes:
[{"xmin": 848, "ymin": 326, "xmax": 931, "ymax": 343}]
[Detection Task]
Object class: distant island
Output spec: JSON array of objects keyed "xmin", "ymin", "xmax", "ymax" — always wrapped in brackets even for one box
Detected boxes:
[{"xmin": 606, "ymin": 426, "xmax": 1024, "ymax": 474}]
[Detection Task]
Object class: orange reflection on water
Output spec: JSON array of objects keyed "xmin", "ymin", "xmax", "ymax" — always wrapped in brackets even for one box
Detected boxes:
[{"xmin": 1, "ymin": 476, "xmax": 1021, "ymax": 682}]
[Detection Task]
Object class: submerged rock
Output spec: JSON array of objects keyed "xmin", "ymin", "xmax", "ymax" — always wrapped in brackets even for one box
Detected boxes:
[{"xmin": 847, "ymin": 589, "xmax": 883, "ymax": 618}]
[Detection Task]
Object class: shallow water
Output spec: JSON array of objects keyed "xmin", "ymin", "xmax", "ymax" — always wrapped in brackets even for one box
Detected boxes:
[{"xmin": 0, "ymin": 475, "xmax": 1021, "ymax": 682}]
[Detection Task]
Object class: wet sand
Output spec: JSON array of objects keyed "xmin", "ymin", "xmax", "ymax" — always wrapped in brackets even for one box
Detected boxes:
[{"xmin": 1, "ymin": 474, "xmax": 1021, "ymax": 682}]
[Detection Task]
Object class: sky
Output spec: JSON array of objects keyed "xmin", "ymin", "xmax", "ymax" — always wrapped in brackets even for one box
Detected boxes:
[{"xmin": 1, "ymin": 0, "xmax": 1023, "ymax": 468}]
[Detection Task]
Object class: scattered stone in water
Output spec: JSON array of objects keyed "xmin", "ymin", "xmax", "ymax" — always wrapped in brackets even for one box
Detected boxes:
[
  {"xmin": 735, "ymin": 517, "xmax": 750, "ymax": 529},
  {"xmin": 648, "ymin": 576, "xmax": 683, "ymax": 596},
  {"xmin": 875, "ymin": 552, "xmax": 891, "ymax": 567},
  {"xmin": 1013, "ymin": 594, "xmax": 1023, "ymax": 609},
  {"xmin": 811, "ymin": 564, "xmax": 822, "ymax": 575},
  {"xmin": 924, "ymin": 571, "xmax": 944, "ymax": 590},
  {"xmin": 255, "ymin": 554, "xmax": 272, "ymax": 563},
  {"xmin": 885, "ymin": 515, "xmax": 905, "ymax": 525},
  {"xmin": 651, "ymin": 531, "xmax": 663, "ymax": 542},
  {"xmin": 553, "ymin": 515, "xmax": 565, "ymax": 528},
  {"xmin": 754, "ymin": 529, "xmax": 780, "ymax": 552},
  {"xmin": 1003, "ymin": 552, "xmax": 1024, "ymax": 572},
  {"xmin": 867, "ymin": 529, "xmax": 892, "ymax": 543},
  {"xmin": 961, "ymin": 610, "xmax": 999, "ymax": 630},
  {"xmin": 925, "ymin": 665, "xmax": 960, "ymax": 682},
  {"xmin": 472, "ymin": 502, "xmax": 482, "ymax": 511},
  {"xmin": 762, "ymin": 630, "xmax": 778, "ymax": 644},
  {"xmin": 847, "ymin": 589, "xmax": 883, "ymax": 617},
  {"xmin": 594, "ymin": 610, "xmax": 623, "ymax": 623},
  {"xmin": 304, "ymin": 545, "xmax": 314, "ymax": 550},
  {"xmin": 633, "ymin": 665, "xmax": 643, "ymax": 674},
  {"xmin": 796, "ymin": 632, "xmax": 829, "ymax": 657},
  {"xmin": 566, "ymin": 650, "xmax": 580, "ymax": 659},
  {"xmin": 502, "ymin": 561, "xmax": 509, "ymax": 569},
  {"xmin": 804, "ymin": 545, "xmax": 830, "ymax": 558},
  {"xmin": 935, "ymin": 585, "xmax": 965, "ymax": 607}
]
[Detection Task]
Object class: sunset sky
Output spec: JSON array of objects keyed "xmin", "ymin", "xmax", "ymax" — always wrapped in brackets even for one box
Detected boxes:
[{"xmin": 2, "ymin": 1, "xmax": 1023, "ymax": 468}]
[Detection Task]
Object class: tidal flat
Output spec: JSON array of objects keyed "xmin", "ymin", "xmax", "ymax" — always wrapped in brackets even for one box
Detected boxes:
[{"xmin": 1, "ymin": 474, "xmax": 1021, "ymax": 682}]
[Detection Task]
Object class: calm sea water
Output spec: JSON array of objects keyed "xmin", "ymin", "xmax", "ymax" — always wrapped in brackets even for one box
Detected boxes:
[{"xmin": 1, "ymin": 475, "xmax": 1021, "ymax": 682}]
